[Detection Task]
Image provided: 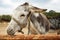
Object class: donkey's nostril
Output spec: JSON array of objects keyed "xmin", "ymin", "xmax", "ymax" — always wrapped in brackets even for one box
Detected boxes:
[{"xmin": 20, "ymin": 14, "xmax": 25, "ymax": 17}]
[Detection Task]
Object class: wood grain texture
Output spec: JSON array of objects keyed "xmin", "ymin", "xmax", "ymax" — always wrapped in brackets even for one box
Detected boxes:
[{"xmin": 0, "ymin": 34, "xmax": 60, "ymax": 40}]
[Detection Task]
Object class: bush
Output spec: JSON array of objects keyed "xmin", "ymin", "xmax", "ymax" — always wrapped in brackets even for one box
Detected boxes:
[
  {"xmin": 0, "ymin": 15, "xmax": 11, "ymax": 22},
  {"xmin": 0, "ymin": 16, "xmax": 2, "ymax": 22},
  {"xmin": 2, "ymin": 15, "xmax": 11, "ymax": 22},
  {"xmin": 43, "ymin": 10, "xmax": 60, "ymax": 19}
]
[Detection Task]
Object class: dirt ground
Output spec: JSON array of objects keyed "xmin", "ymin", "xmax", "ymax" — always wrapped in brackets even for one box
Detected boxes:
[
  {"xmin": 0, "ymin": 22, "xmax": 8, "ymax": 35},
  {"xmin": 0, "ymin": 22, "xmax": 29, "ymax": 35},
  {"xmin": 0, "ymin": 22, "xmax": 58, "ymax": 35}
]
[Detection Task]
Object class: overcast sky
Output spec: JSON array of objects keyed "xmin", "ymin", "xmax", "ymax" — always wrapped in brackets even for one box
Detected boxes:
[{"xmin": 0, "ymin": 0, "xmax": 60, "ymax": 15}]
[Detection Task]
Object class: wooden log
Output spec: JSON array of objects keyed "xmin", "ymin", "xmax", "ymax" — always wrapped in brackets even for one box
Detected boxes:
[{"xmin": 0, "ymin": 34, "xmax": 60, "ymax": 40}]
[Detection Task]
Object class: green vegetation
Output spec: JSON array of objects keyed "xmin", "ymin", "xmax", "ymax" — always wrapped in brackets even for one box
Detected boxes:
[
  {"xmin": 43, "ymin": 10, "xmax": 60, "ymax": 19},
  {"xmin": 0, "ymin": 16, "xmax": 2, "ymax": 22},
  {"xmin": 0, "ymin": 15, "xmax": 11, "ymax": 22}
]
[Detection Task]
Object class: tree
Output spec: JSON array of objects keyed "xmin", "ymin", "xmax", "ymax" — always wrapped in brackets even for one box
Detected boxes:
[
  {"xmin": 2, "ymin": 15, "xmax": 11, "ymax": 22},
  {"xmin": 49, "ymin": 10, "xmax": 56, "ymax": 14},
  {"xmin": 43, "ymin": 10, "xmax": 60, "ymax": 19},
  {"xmin": 0, "ymin": 16, "xmax": 2, "ymax": 22}
]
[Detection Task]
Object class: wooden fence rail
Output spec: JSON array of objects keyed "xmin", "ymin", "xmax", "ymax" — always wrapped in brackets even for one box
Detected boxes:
[{"xmin": 0, "ymin": 34, "xmax": 60, "ymax": 40}]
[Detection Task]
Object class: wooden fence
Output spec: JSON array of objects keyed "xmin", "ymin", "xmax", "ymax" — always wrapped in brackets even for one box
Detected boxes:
[{"xmin": 0, "ymin": 34, "xmax": 60, "ymax": 40}]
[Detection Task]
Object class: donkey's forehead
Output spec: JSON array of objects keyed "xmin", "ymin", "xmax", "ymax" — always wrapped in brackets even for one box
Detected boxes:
[
  {"xmin": 14, "ymin": 10, "xmax": 29, "ymax": 15},
  {"xmin": 20, "ymin": 11, "xmax": 29, "ymax": 14}
]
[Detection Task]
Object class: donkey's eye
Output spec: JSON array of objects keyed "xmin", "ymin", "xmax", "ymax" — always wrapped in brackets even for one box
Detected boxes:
[{"xmin": 20, "ymin": 14, "xmax": 25, "ymax": 17}]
